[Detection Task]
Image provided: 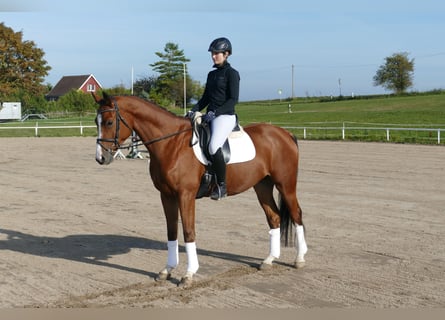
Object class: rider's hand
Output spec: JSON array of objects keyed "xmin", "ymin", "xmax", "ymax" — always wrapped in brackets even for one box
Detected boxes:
[
  {"xmin": 185, "ymin": 111, "xmax": 195, "ymax": 119},
  {"xmin": 202, "ymin": 111, "xmax": 216, "ymax": 123}
]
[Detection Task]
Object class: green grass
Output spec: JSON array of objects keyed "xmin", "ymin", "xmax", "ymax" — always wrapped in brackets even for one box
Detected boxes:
[
  {"xmin": 237, "ymin": 94, "xmax": 445, "ymax": 127},
  {"xmin": 234, "ymin": 94, "xmax": 445, "ymax": 144},
  {"xmin": 1, "ymin": 93, "xmax": 444, "ymax": 144}
]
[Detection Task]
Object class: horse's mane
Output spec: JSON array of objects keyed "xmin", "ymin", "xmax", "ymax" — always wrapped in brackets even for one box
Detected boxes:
[{"xmin": 114, "ymin": 94, "xmax": 184, "ymax": 119}]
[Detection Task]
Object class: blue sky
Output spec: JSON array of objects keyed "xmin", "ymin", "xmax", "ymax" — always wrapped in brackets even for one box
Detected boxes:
[{"xmin": 2, "ymin": 0, "xmax": 445, "ymax": 101}]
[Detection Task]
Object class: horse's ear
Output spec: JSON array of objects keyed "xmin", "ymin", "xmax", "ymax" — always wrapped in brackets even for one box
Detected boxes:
[
  {"xmin": 92, "ymin": 92, "xmax": 101, "ymax": 104},
  {"xmin": 92, "ymin": 91, "xmax": 112, "ymax": 105},
  {"xmin": 102, "ymin": 91, "xmax": 112, "ymax": 104}
]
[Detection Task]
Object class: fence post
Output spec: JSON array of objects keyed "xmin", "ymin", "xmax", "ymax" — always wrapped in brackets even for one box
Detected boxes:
[
  {"xmin": 80, "ymin": 121, "xmax": 83, "ymax": 135},
  {"xmin": 386, "ymin": 128, "xmax": 390, "ymax": 141},
  {"xmin": 438, "ymin": 130, "xmax": 441, "ymax": 144},
  {"xmin": 304, "ymin": 127, "xmax": 307, "ymax": 139},
  {"xmin": 35, "ymin": 122, "xmax": 39, "ymax": 137},
  {"xmin": 342, "ymin": 122, "xmax": 345, "ymax": 140}
]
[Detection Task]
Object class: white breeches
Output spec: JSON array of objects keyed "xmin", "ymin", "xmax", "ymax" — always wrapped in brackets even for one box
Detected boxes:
[{"xmin": 209, "ymin": 115, "xmax": 236, "ymax": 155}]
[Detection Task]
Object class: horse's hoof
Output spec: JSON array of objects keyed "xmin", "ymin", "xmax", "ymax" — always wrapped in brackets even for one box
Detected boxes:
[
  {"xmin": 259, "ymin": 262, "xmax": 273, "ymax": 270},
  {"xmin": 178, "ymin": 276, "xmax": 193, "ymax": 288},
  {"xmin": 178, "ymin": 272, "xmax": 194, "ymax": 288},
  {"xmin": 295, "ymin": 260, "xmax": 306, "ymax": 269},
  {"xmin": 156, "ymin": 271, "xmax": 171, "ymax": 281}
]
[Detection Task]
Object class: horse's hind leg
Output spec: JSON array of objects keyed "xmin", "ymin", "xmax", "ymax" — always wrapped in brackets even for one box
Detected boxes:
[
  {"xmin": 276, "ymin": 180, "xmax": 308, "ymax": 268},
  {"xmin": 253, "ymin": 177, "xmax": 282, "ymax": 269}
]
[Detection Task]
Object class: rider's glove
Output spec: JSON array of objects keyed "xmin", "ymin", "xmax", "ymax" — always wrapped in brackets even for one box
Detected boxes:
[
  {"xmin": 202, "ymin": 111, "xmax": 216, "ymax": 123},
  {"xmin": 185, "ymin": 111, "xmax": 195, "ymax": 119}
]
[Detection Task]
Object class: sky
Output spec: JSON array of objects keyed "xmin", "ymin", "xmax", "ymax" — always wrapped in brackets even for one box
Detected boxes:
[{"xmin": 1, "ymin": 0, "xmax": 445, "ymax": 101}]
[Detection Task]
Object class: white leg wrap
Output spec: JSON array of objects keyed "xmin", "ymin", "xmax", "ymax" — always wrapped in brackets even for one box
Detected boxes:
[
  {"xmin": 263, "ymin": 228, "xmax": 280, "ymax": 265},
  {"xmin": 269, "ymin": 227, "xmax": 281, "ymax": 259},
  {"xmin": 185, "ymin": 242, "xmax": 199, "ymax": 274},
  {"xmin": 167, "ymin": 240, "xmax": 179, "ymax": 270},
  {"xmin": 295, "ymin": 224, "xmax": 308, "ymax": 262}
]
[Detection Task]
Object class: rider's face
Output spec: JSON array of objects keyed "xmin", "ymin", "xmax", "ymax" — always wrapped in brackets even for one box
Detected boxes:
[{"xmin": 211, "ymin": 51, "xmax": 228, "ymax": 65}]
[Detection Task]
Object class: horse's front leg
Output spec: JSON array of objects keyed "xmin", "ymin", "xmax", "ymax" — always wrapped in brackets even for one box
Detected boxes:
[
  {"xmin": 156, "ymin": 193, "xmax": 179, "ymax": 281},
  {"xmin": 178, "ymin": 191, "xmax": 199, "ymax": 286}
]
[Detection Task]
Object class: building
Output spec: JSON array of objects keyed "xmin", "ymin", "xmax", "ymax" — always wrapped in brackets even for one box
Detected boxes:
[{"xmin": 45, "ymin": 74, "xmax": 102, "ymax": 101}]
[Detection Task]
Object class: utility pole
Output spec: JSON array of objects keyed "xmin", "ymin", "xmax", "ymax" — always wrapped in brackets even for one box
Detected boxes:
[
  {"xmin": 292, "ymin": 64, "xmax": 295, "ymax": 99},
  {"xmin": 338, "ymin": 78, "xmax": 342, "ymax": 97},
  {"xmin": 183, "ymin": 63, "xmax": 187, "ymax": 115},
  {"xmin": 131, "ymin": 66, "xmax": 134, "ymax": 95}
]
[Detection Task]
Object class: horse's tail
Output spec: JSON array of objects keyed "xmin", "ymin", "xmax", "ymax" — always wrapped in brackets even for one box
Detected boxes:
[
  {"xmin": 280, "ymin": 133, "xmax": 300, "ymax": 247},
  {"xmin": 279, "ymin": 195, "xmax": 293, "ymax": 247}
]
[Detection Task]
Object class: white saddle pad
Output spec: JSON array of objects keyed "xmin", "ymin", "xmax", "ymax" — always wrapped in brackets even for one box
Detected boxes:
[{"xmin": 192, "ymin": 125, "xmax": 256, "ymax": 165}]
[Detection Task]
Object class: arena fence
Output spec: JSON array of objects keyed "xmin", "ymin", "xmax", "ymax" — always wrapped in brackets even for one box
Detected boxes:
[
  {"xmin": 282, "ymin": 126, "xmax": 444, "ymax": 144},
  {"xmin": 0, "ymin": 122, "xmax": 444, "ymax": 144},
  {"xmin": 0, "ymin": 122, "xmax": 96, "ymax": 137}
]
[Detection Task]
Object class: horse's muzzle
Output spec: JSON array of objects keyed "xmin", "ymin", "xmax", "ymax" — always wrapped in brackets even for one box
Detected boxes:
[
  {"xmin": 96, "ymin": 143, "xmax": 114, "ymax": 165},
  {"xmin": 96, "ymin": 154, "xmax": 113, "ymax": 165}
]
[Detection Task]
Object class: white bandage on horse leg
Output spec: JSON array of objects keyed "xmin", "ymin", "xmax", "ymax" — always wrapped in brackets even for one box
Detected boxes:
[
  {"xmin": 185, "ymin": 242, "xmax": 199, "ymax": 274},
  {"xmin": 167, "ymin": 240, "xmax": 179, "ymax": 271},
  {"xmin": 263, "ymin": 228, "xmax": 281, "ymax": 264},
  {"xmin": 262, "ymin": 227, "xmax": 281, "ymax": 265},
  {"xmin": 269, "ymin": 227, "xmax": 281, "ymax": 259},
  {"xmin": 295, "ymin": 224, "xmax": 308, "ymax": 261}
]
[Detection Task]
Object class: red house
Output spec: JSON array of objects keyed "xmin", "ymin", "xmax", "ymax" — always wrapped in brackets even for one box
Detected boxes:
[{"xmin": 45, "ymin": 74, "xmax": 102, "ymax": 101}]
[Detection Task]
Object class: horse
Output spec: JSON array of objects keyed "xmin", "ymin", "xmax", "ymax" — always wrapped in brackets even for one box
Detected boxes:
[{"xmin": 93, "ymin": 92, "xmax": 307, "ymax": 286}]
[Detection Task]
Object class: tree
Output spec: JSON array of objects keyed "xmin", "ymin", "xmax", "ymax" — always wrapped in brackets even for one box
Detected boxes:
[
  {"xmin": 373, "ymin": 52, "xmax": 414, "ymax": 94},
  {"xmin": 55, "ymin": 89, "xmax": 96, "ymax": 117},
  {"xmin": 0, "ymin": 22, "xmax": 51, "ymax": 103},
  {"xmin": 133, "ymin": 75, "xmax": 159, "ymax": 99},
  {"xmin": 149, "ymin": 42, "xmax": 191, "ymax": 107}
]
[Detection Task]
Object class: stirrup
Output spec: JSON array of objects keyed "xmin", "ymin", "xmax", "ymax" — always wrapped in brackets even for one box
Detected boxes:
[{"xmin": 210, "ymin": 183, "xmax": 227, "ymax": 200}]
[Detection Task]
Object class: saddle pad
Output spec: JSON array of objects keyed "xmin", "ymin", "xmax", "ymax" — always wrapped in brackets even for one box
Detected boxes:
[{"xmin": 192, "ymin": 128, "xmax": 256, "ymax": 165}]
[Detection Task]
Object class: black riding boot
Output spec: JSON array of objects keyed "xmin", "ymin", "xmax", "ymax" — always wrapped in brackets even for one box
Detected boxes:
[{"xmin": 210, "ymin": 148, "xmax": 227, "ymax": 200}]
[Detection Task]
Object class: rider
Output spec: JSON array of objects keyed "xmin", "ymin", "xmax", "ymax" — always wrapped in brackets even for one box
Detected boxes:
[{"xmin": 187, "ymin": 37, "xmax": 240, "ymax": 200}]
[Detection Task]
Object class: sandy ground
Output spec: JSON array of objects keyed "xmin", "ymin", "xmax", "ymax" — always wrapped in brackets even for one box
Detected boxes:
[{"xmin": 0, "ymin": 137, "xmax": 444, "ymax": 308}]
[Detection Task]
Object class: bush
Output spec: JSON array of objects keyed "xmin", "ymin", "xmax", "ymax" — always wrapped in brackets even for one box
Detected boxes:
[{"xmin": 53, "ymin": 89, "xmax": 97, "ymax": 116}]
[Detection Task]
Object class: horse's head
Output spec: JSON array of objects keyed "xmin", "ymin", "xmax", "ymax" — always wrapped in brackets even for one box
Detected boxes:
[{"xmin": 93, "ymin": 92, "xmax": 133, "ymax": 165}]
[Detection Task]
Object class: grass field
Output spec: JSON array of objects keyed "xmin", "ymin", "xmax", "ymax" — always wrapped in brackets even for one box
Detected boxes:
[
  {"xmin": 235, "ymin": 93, "xmax": 445, "ymax": 144},
  {"xmin": 1, "ymin": 93, "xmax": 444, "ymax": 144}
]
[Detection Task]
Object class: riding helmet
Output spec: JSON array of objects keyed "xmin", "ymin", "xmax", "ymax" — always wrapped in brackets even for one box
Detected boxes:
[{"xmin": 208, "ymin": 37, "xmax": 232, "ymax": 55}]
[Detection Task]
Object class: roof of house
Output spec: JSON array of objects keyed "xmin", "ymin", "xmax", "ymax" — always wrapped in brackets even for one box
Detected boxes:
[{"xmin": 46, "ymin": 74, "xmax": 101, "ymax": 98}]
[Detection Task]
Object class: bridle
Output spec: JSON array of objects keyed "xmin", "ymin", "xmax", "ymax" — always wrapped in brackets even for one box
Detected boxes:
[
  {"xmin": 96, "ymin": 97, "xmax": 191, "ymax": 154},
  {"xmin": 96, "ymin": 98, "xmax": 132, "ymax": 154}
]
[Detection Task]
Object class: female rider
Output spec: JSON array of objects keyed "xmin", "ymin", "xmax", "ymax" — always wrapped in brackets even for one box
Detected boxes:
[{"xmin": 188, "ymin": 37, "xmax": 240, "ymax": 200}]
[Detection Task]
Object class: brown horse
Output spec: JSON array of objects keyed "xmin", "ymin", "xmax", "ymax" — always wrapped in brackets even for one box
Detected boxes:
[{"xmin": 93, "ymin": 92, "xmax": 307, "ymax": 286}]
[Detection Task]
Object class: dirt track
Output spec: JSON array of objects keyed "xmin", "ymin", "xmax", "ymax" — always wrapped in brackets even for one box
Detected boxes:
[{"xmin": 0, "ymin": 137, "xmax": 444, "ymax": 308}]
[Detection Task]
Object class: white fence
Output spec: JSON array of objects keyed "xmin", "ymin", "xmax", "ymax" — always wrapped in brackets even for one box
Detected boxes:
[
  {"xmin": 1, "ymin": 122, "xmax": 444, "ymax": 144},
  {"xmin": 0, "ymin": 122, "xmax": 96, "ymax": 136},
  {"xmin": 282, "ymin": 126, "xmax": 444, "ymax": 144}
]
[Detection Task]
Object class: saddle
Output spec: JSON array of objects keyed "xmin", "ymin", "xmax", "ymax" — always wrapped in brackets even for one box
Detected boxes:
[
  {"xmin": 190, "ymin": 112, "xmax": 255, "ymax": 198},
  {"xmin": 193, "ymin": 118, "xmax": 238, "ymax": 164}
]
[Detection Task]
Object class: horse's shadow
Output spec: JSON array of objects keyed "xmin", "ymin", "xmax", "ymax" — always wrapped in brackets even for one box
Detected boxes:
[{"xmin": 0, "ymin": 228, "xmax": 263, "ymax": 279}]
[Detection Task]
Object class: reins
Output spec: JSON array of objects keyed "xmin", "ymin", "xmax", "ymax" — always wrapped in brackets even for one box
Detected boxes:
[
  {"xmin": 136, "ymin": 128, "xmax": 192, "ymax": 148},
  {"xmin": 97, "ymin": 97, "xmax": 192, "ymax": 152}
]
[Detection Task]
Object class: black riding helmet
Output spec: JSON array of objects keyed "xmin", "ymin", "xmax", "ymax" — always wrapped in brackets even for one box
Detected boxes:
[{"xmin": 208, "ymin": 37, "xmax": 232, "ymax": 55}]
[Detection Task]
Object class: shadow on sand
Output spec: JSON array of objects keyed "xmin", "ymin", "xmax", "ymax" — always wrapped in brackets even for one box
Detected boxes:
[{"xmin": 0, "ymin": 228, "xmax": 266, "ymax": 279}]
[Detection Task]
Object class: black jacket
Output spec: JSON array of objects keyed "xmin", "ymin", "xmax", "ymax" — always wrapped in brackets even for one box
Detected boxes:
[{"xmin": 194, "ymin": 62, "xmax": 240, "ymax": 116}]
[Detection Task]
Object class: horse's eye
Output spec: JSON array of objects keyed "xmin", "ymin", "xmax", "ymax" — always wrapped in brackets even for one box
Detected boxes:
[{"xmin": 105, "ymin": 119, "xmax": 114, "ymax": 127}]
